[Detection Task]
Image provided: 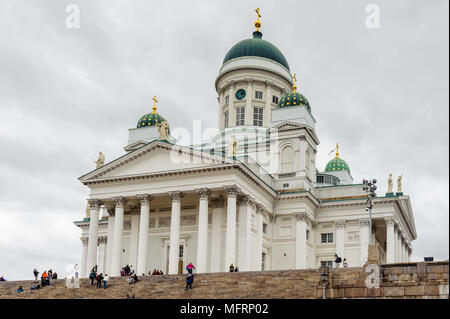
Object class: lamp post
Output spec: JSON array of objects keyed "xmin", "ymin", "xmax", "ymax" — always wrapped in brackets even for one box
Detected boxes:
[
  {"xmin": 321, "ymin": 270, "xmax": 329, "ymax": 299},
  {"xmin": 362, "ymin": 179, "xmax": 377, "ymax": 245}
]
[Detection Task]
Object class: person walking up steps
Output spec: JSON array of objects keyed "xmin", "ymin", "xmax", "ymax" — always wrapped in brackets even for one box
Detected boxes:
[
  {"xmin": 186, "ymin": 262, "xmax": 195, "ymax": 274},
  {"xmin": 33, "ymin": 268, "xmax": 39, "ymax": 281},
  {"xmin": 185, "ymin": 274, "xmax": 194, "ymax": 290},
  {"xmin": 102, "ymin": 274, "xmax": 108, "ymax": 289}
]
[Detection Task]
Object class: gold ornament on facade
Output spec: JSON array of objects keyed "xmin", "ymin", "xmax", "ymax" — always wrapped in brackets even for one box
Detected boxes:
[
  {"xmin": 152, "ymin": 96, "xmax": 158, "ymax": 113},
  {"xmin": 292, "ymin": 73, "xmax": 298, "ymax": 92},
  {"xmin": 254, "ymin": 8, "xmax": 262, "ymax": 31}
]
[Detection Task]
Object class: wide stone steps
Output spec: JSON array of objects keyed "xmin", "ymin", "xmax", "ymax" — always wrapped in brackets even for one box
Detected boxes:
[{"xmin": 0, "ymin": 262, "xmax": 448, "ymax": 299}]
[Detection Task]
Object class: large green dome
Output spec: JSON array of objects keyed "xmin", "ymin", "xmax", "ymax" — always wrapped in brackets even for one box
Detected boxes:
[
  {"xmin": 325, "ymin": 157, "xmax": 351, "ymax": 174},
  {"xmin": 137, "ymin": 111, "xmax": 165, "ymax": 128},
  {"xmin": 278, "ymin": 91, "xmax": 311, "ymax": 111},
  {"xmin": 223, "ymin": 31, "xmax": 290, "ymax": 70}
]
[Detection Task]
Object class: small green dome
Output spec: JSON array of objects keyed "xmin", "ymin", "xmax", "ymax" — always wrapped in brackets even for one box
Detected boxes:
[
  {"xmin": 137, "ymin": 112, "xmax": 165, "ymax": 128},
  {"xmin": 325, "ymin": 157, "xmax": 351, "ymax": 174},
  {"xmin": 223, "ymin": 31, "xmax": 290, "ymax": 70},
  {"xmin": 278, "ymin": 91, "xmax": 311, "ymax": 111}
]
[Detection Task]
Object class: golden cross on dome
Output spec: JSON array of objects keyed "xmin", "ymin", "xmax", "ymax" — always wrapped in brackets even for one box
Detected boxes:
[
  {"xmin": 335, "ymin": 143, "xmax": 340, "ymax": 158},
  {"xmin": 292, "ymin": 73, "xmax": 298, "ymax": 92},
  {"xmin": 254, "ymin": 8, "xmax": 262, "ymax": 31},
  {"xmin": 152, "ymin": 96, "xmax": 158, "ymax": 113}
]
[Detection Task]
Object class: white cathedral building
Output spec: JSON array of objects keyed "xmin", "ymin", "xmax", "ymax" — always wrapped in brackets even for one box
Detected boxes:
[{"xmin": 75, "ymin": 12, "xmax": 416, "ymax": 278}]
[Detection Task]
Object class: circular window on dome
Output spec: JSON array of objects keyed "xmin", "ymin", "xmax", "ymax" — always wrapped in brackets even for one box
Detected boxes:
[{"xmin": 235, "ymin": 89, "xmax": 246, "ymax": 100}]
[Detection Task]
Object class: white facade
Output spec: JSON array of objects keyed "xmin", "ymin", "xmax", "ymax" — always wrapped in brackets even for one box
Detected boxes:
[{"xmin": 75, "ymin": 21, "xmax": 417, "ymax": 277}]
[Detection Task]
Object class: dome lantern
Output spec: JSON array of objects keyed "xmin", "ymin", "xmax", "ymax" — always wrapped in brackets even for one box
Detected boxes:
[
  {"xmin": 136, "ymin": 96, "xmax": 166, "ymax": 128},
  {"xmin": 277, "ymin": 72, "xmax": 311, "ymax": 111}
]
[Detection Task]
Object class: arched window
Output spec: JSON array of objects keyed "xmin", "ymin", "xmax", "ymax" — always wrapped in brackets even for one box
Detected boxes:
[{"xmin": 281, "ymin": 146, "xmax": 295, "ymax": 172}]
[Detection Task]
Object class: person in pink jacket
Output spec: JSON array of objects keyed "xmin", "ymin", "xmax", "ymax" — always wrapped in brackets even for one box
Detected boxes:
[{"xmin": 186, "ymin": 262, "xmax": 195, "ymax": 274}]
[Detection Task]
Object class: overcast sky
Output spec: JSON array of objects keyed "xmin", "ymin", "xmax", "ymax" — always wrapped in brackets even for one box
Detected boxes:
[{"xmin": 0, "ymin": 0, "xmax": 448, "ymax": 280}]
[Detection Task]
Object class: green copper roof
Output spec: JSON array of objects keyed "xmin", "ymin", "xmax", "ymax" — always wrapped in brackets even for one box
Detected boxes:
[
  {"xmin": 278, "ymin": 91, "xmax": 311, "ymax": 111},
  {"xmin": 223, "ymin": 31, "xmax": 290, "ymax": 70},
  {"xmin": 137, "ymin": 112, "xmax": 165, "ymax": 128},
  {"xmin": 325, "ymin": 157, "xmax": 351, "ymax": 174}
]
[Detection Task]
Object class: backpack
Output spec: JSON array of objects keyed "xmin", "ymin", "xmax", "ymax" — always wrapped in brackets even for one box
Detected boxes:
[{"xmin": 89, "ymin": 272, "xmax": 95, "ymax": 279}]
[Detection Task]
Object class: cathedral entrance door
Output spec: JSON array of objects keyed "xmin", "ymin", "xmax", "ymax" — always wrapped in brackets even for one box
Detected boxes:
[{"xmin": 165, "ymin": 244, "xmax": 185, "ymax": 274}]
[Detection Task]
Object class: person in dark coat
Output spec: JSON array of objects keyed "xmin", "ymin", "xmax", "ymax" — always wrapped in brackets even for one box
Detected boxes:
[
  {"xmin": 89, "ymin": 270, "xmax": 97, "ymax": 286},
  {"xmin": 185, "ymin": 274, "xmax": 194, "ymax": 290},
  {"xmin": 96, "ymin": 273, "xmax": 103, "ymax": 288}
]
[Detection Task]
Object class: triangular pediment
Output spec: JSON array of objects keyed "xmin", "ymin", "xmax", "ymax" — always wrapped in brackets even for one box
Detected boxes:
[
  {"xmin": 79, "ymin": 141, "xmax": 234, "ymax": 182},
  {"xmin": 271, "ymin": 121, "xmax": 320, "ymax": 145}
]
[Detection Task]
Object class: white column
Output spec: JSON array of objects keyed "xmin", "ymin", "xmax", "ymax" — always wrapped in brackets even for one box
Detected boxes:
[
  {"xmin": 295, "ymin": 213, "xmax": 308, "ymax": 269},
  {"xmin": 335, "ymin": 220, "xmax": 346, "ymax": 260},
  {"xmin": 129, "ymin": 213, "xmax": 139, "ymax": 268},
  {"xmin": 80, "ymin": 237, "xmax": 88, "ymax": 278},
  {"xmin": 111, "ymin": 197, "xmax": 127, "ymax": 276},
  {"xmin": 237, "ymin": 197, "xmax": 252, "ymax": 271},
  {"xmin": 225, "ymin": 186, "xmax": 238, "ymax": 271},
  {"xmin": 196, "ymin": 188, "xmax": 210, "ymax": 273},
  {"xmin": 359, "ymin": 219, "xmax": 370, "ymax": 266},
  {"xmin": 395, "ymin": 227, "xmax": 402, "ymax": 262},
  {"xmin": 255, "ymin": 207, "xmax": 264, "ymax": 271},
  {"xmin": 210, "ymin": 197, "xmax": 225, "ymax": 272},
  {"xmin": 97, "ymin": 236, "xmax": 107, "ymax": 274},
  {"xmin": 264, "ymin": 81, "xmax": 272, "ymax": 127},
  {"xmin": 385, "ymin": 217, "xmax": 396, "ymax": 264},
  {"xmin": 105, "ymin": 209, "xmax": 115, "ymax": 275},
  {"xmin": 86, "ymin": 199, "xmax": 101, "ymax": 273},
  {"xmin": 168, "ymin": 191, "xmax": 184, "ymax": 275},
  {"xmin": 229, "ymin": 81, "xmax": 236, "ymax": 127},
  {"xmin": 136, "ymin": 195, "xmax": 152, "ymax": 275},
  {"xmin": 245, "ymin": 79, "xmax": 253, "ymax": 125},
  {"xmin": 401, "ymin": 238, "xmax": 406, "ymax": 262}
]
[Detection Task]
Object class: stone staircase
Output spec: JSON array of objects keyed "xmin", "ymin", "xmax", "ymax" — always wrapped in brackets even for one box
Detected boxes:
[{"xmin": 1, "ymin": 261, "xmax": 448, "ymax": 299}]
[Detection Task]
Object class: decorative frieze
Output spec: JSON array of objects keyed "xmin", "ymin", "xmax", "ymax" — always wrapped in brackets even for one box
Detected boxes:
[
  {"xmin": 138, "ymin": 194, "xmax": 153, "ymax": 206},
  {"xmin": 347, "ymin": 231, "xmax": 360, "ymax": 241},
  {"xmin": 149, "ymin": 217, "xmax": 156, "ymax": 228},
  {"xmin": 123, "ymin": 221, "xmax": 131, "ymax": 230},
  {"xmin": 169, "ymin": 191, "xmax": 184, "ymax": 201},
  {"xmin": 197, "ymin": 188, "xmax": 211, "ymax": 200},
  {"xmin": 181, "ymin": 215, "xmax": 196, "ymax": 226},
  {"xmin": 211, "ymin": 197, "xmax": 225, "ymax": 208},
  {"xmin": 158, "ymin": 217, "xmax": 171, "ymax": 227},
  {"xmin": 88, "ymin": 199, "xmax": 102, "ymax": 210}
]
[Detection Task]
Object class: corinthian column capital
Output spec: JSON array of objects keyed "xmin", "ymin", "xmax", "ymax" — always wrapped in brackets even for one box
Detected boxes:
[
  {"xmin": 113, "ymin": 196, "xmax": 127, "ymax": 209},
  {"xmin": 169, "ymin": 191, "xmax": 184, "ymax": 201},
  {"xmin": 138, "ymin": 194, "xmax": 153, "ymax": 206},
  {"xmin": 87, "ymin": 199, "xmax": 102, "ymax": 210},
  {"xmin": 295, "ymin": 212, "xmax": 310, "ymax": 223},
  {"xmin": 98, "ymin": 236, "xmax": 107, "ymax": 245},
  {"xmin": 225, "ymin": 185, "xmax": 239, "ymax": 198},
  {"xmin": 80, "ymin": 237, "xmax": 88, "ymax": 245},
  {"xmin": 335, "ymin": 220, "xmax": 346, "ymax": 228},
  {"xmin": 359, "ymin": 219, "xmax": 370, "ymax": 227},
  {"xmin": 385, "ymin": 217, "xmax": 396, "ymax": 226},
  {"xmin": 197, "ymin": 188, "xmax": 211, "ymax": 200}
]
